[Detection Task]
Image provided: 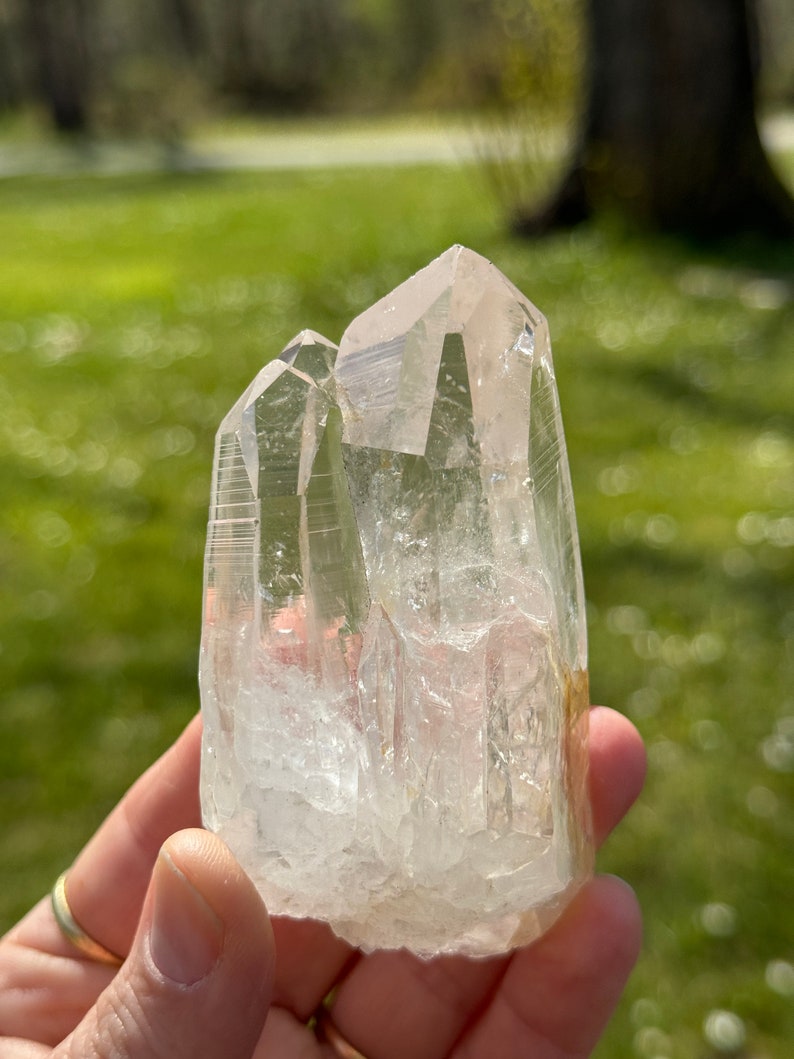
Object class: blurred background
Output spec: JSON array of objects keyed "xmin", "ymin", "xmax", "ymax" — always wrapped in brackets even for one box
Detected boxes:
[{"xmin": 0, "ymin": 2, "xmax": 792, "ymax": 1057}]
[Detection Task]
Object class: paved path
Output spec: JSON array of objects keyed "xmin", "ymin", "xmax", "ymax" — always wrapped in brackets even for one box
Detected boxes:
[
  {"xmin": 0, "ymin": 120, "xmax": 495, "ymax": 178},
  {"xmin": 0, "ymin": 114, "xmax": 791, "ymax": 179}
]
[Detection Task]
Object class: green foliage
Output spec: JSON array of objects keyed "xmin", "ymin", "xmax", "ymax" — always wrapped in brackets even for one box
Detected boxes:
[
  {"xmin": 2, "ymin": 0, "xmax": 793, "ymax": 138},
  {"xmin": 0, "ymin": 0, "xmax": 586, "ymax": 126},
  {"xmin": 0, "ymin": 157, "xmax": 792, "ymax": 1058}
]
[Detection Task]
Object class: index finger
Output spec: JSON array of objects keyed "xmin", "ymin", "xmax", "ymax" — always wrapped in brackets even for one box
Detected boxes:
[{"xmin": 49, "ymin": 714, "xmax": 202, "ymax": 959}]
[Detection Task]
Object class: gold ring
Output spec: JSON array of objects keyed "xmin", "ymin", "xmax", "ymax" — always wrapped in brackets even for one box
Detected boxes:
[{"xmin": 51, "ymin": 873, "xmax": 124, "ymax": 967}]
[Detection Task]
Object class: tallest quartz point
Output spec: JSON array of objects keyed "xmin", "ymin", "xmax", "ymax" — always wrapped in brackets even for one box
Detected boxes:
[{"xmin": 200, "ymin": 246, "xmax": 592, "ymax": 957}]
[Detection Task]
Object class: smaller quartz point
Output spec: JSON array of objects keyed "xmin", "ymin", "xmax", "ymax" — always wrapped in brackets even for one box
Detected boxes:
[{"xmin": 200, "ymin": 248, "xmax": 593, "ymax": 957}]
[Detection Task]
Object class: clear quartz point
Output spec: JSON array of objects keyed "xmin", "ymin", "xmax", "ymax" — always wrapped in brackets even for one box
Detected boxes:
[{"xmin": 199, "ymin": 247, "xmax": 593, "ymax": 957}]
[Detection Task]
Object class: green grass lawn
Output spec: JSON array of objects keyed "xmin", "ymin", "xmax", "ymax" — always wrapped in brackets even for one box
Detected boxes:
[{"xmin": 1, "ymin": 161, "xmax": 792, "ymax": 1058}]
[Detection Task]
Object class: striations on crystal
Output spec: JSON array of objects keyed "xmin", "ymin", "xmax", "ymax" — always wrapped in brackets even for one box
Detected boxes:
[{"xmin": 199, "ymin": 246, "xmax": 593, "ymax": 957}]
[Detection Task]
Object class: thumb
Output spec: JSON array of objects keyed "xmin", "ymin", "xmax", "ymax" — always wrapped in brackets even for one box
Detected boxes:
[{"xmin": 58, "ymin": 829, "xmax": 274, "ymax": 1058}]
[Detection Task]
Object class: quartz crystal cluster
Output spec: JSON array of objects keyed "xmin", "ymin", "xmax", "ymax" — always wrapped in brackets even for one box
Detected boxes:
[{"xmin": 199, "ymin": 246, "xmax": 592, "ymax": 957}]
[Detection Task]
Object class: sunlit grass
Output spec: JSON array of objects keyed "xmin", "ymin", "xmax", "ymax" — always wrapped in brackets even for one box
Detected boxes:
[{"xmin": 0, "ymin": 162, "xmax": 792, "ymax": 1058}]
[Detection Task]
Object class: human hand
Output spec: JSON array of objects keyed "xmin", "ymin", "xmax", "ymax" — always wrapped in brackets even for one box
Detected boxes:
[{"xmin": 0, "ymin": 707, "xmax": 645, "ymax": 1058}]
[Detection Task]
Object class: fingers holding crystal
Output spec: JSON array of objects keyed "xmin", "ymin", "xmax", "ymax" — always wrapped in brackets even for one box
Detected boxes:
[
  {"xmin": 18, "ymin": 698, "xmax": 641, "ymax": 1019},
  {"xmin": 268, "ymin": 704, "xmax": 645, "ymax": 1029},
  {"xmin": 0, "ymin": 898, "xmax": 118, "ymax": 1046},
  {"xmin": 11, "ymin": 710, "xmax": 352, "ymax": 1026},
  {"xmin": 269, "ymin": 916, "xmax": 357, "ymax": 1019},
  {"xmin": 309, "ymin": 705, "xmax": 645, "ymax": 1059},
  {"xmin": 316, "ymin": 877, "xmax": 641, "ymax": 1059},
  {"xmin": 451, "ymin": 874, "xmax": 642, "ymax": 1058},
  {"xmin": 588, "ymin": 706, "xmax": 647, "ymax": 848},
  {"xmin": 319, "ymin": 949, "xmax": 507, "ymax": 1059},
  {"xmin": 2, "ymin": 703, "xmax": 643, "ymax": 1059}
]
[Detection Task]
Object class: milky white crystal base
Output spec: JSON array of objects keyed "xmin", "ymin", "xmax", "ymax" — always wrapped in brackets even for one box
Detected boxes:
[
  {"xmin": 200, "ymin": 247, "xmax": 593, "ymax": 957},
  {"xmin": 203, "ymin": 665, "xmax": 589, "ymax": 956}
]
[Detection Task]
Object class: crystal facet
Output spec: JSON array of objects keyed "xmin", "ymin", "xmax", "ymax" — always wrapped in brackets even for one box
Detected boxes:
[{"xmin": 199, "ymin": 248, "xmax": 592, "ymax": 957}]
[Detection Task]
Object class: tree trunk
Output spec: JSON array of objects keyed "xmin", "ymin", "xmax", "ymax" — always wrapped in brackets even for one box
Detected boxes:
[
  {"xmin": 24, "ymin": 0, "xmax": 92, "ymax": 133},
  {"xmin": 519, "ymin": 0, "xmax": 794, "ymax": 238},
  {"xmin": 0, "ymin": 16, "xmax": 21, "ymax": 111},
  {"xmin": 165, "ymin": 0, "xmax": 204, "ymax": 59}
]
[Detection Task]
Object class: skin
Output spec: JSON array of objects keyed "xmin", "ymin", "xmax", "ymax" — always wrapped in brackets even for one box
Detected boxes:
[{"xmin": 0, "ymin": 706, "xmax": 646, "ymax": 1059}]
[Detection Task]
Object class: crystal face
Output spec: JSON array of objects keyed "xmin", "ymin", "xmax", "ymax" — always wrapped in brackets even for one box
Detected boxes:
[{"xmin": 199, "ymin": 247, "xmax": 592, "ymax": 957}]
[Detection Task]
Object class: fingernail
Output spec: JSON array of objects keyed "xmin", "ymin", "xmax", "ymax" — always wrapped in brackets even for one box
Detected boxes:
[{"xmin": 148, "ymin": 849, "xmax": 224, "ymax": 985}]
